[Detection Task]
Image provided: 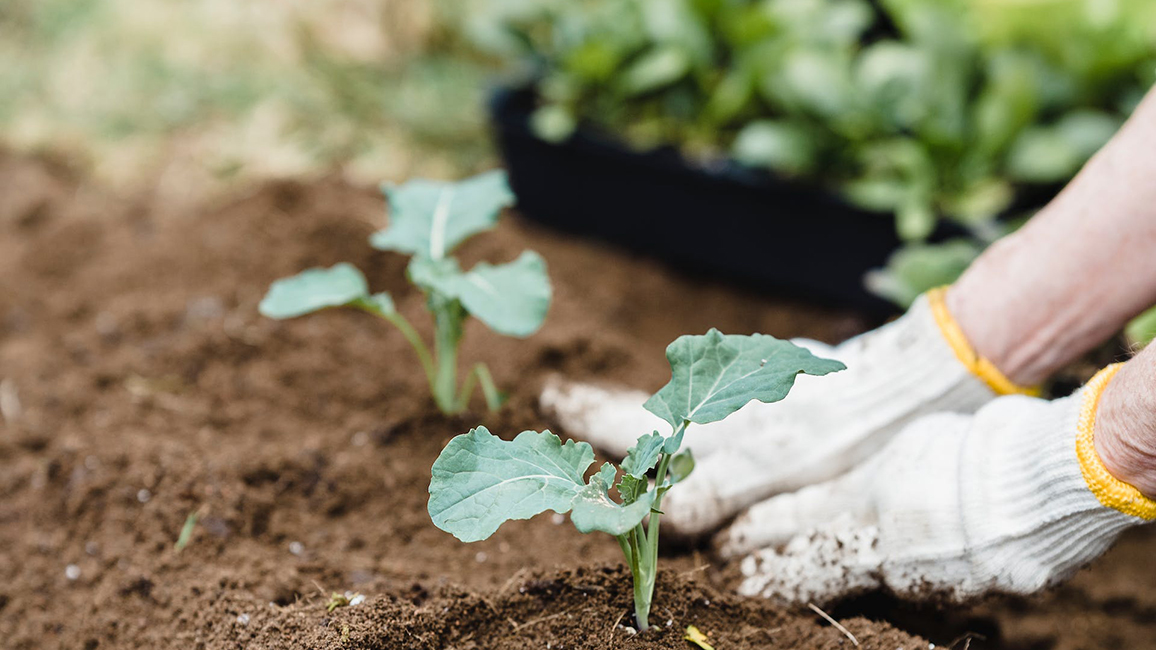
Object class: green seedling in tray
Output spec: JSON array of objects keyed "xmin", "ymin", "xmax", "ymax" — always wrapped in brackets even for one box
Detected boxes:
[{"xmin": 260, "ymin": 170, "xmax": 551, "ymax": 414}]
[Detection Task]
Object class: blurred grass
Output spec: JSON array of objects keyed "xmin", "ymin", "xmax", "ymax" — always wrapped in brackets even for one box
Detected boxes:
[{"xmin": 0, "ymin": 0, "xmax": 498, "ymax": 196}]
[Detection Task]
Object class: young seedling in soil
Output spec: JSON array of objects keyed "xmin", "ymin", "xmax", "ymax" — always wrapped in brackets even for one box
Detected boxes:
[
  {"xmin": 259, "ymin": 170, "xmax": 552, "ymax": 414},
  {"xmin": 428, "ymin": 330, "xmax": 844, "ymax": 630}
]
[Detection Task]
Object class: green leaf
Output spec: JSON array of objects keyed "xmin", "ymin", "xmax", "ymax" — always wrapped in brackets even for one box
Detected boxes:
[
  {"xmin": 705, "ymin": 68, "xmax": 754, "ymax": 123},
  {"xmin": 593, "ymin": 461, "xmax": 618, "ymax": 488},
  {"xmin": 410, "ymin": 252, "xmax": 551, "ymax": 337},
  {"xmin": 571, "ymin": 468, "xmax": 655, "ymax": 535},
  {"xmin": 370, "ymin": 170, "xmax": 515, "ymax": 260},
  {"xmin": 639, "ymin": 0, "xmax": 712, "ymax": 64},
  {"xmin": 356, "ymin": 292, "xmax": 397, "ymax": 317},
  {"xmin": 259, "ymin": 263, "xmax": 369, "ymax": 319},
  {"xmin": 772, "ymin": 49, "xmax": 855, "ymax": 118},
  {"xmin": 616, "ymin": 474, "xmax": 649, "ymax": 505},
  {"xmin": 428, "ymin": 427, "xmax": 594, "ymax": 542},
  {"xmin": 448, "ymin": 252, "xmax": 552, "ymax": 337},
  {"xmin": 668, "ymin": 449, "xmax": 695, "ymax": 484},
  {"xmin": 864, "ymin": 239, "xmax": 982, "ymax": 308},
  {"xmin": 1054, "ymin": 110, "xmax": 1120, "ymax": 159},
  {"xmin": 1005, "ymin": 126, "xmax": 1082, "ymax": 183},
  {"xmin": 530, "ymin": 105, "xmax": 578, "ymax": 143},
  {"xmin": 1126, "ymin": 306, "xmax": 1156, "ymax": 348},
  {"xmin": 407, "ymin": 256, "xmax": 460, "ymax": 293},
  {"xmin": 896, "ymin": 195, "xmax": 936, "ymax": 242},
  {"xmin": 621, "ymin": 432, "xmax": 664, "ymax": 478},
  {"xmin": 619, "ymin": 46, "xmax": 691, "ymax": 96},
  {"xmin": 656, "ymin": 450, "xmax": 695, "ymax": 501},
  {"xmin": 941, "ymin": 178, "xmax": 1014, "ymax": 225},
  {"xmin": 731, "ymin": 121, "xmax": 815, "ymax": 175},
  {"xmin": 643, "ymin": 330, "xmax": 845, "ymax": 428},
  {"xmin": 841, "ymin": 178, "xmax": 908, "ymax": 212}
]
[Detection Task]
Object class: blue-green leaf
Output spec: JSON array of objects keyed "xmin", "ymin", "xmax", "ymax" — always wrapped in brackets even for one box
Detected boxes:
[
  {"xmin": 621, "ymin": 431, "xmax": 664, "ymax": 478},
  {"xmin": 410, "ymin": 251, "xmax": 552, "ymax": 337},
  {"xmin": 358, "ymin": 292, "xmax": 397, "ymax": 317},
  {"xmin": 593, "ymin": 461, "xmax": 618, "ymax": 488},
  {"xmin": 259, "ymin": 263, "xmax": 369, "ymax": 319},
  {"xmin": 616, "ymin": 474, "xmax": 649, "ymax": 505},
  {"xmin": 428, "ymin": 427, "xmax": 594, "ymax": 543},
  {"xmin": 643, "ymin": 330, "xmax": 845, "ymax": 428},
  {"xmin": 370, "ymin": 170, "xmax": 515, "ymax": 260},
  {"xmin": 571, "ymin": 467, "xmax": 655, "ymax": 535},
  {"xmin": 668, "ymin": 449, "xmax": 695, "ymax": 484},
  {"xmin": 407, "ymin": 256, "xmax": 460, "ymax": 293}
]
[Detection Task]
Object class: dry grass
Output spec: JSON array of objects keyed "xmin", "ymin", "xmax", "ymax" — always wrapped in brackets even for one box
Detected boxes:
[{"xmin": 0, "ymin": 0, "xmax": 498, "ymax": 200}]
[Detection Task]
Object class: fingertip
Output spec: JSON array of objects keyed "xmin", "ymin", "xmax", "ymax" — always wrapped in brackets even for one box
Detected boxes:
[
  {"xmin": 537, "ymin": 376, "xmax": 659, "ymax": 457},
  {"xmin": 714, "ymin": 491, "xmax": 809, "ymax": 558},
  {"xmin": 734, "ymin": 525, "xmax": 882, "ymax": 604}
]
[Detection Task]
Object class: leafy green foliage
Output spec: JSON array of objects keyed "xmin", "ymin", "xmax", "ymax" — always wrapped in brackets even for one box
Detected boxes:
[
  {"xmin": 371, "ymin": 170, "xmax": 515, "ymax": 259},
  {"xmin": 1126, "ymin": 306, "xmax": 1156, "ymax": 348},
  {"xmin": 429, "ymin": 427, "xmax": 593, "ymax": 542},
  {"xmin": 864, "ymin": 238, "xmax": 984, "ymax": 308},
  {"xmin": 428, "ymin": 331, "xmax": 843, "ymax": 630},
  {"xmin": 620, "ymin": 431, "xmax": 664, "ymax": 478},
  {"xmin": 467, "ymin": 0, "xmax": 1156, "ymax": 305},
  {"xmin": 407, "ymin": 251, "xmax": 552, "ymax": 337},
  {"xmin": 644, "ymin": 329, "xmax": 846, "ymax": 428},
  {"xmin": 571, "ymin": 467, "xmax": 657, "ymax": 536},
  {"xmin": 259, "ymin": 263, "xmax": 373, "ymax": 319},
  {"xmin": 260, "ymin": 170, "xmax": 551, "ymax": 414}
]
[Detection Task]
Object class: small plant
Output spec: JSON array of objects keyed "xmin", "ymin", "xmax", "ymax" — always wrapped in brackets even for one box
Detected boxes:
[
  {"xmin": 427, "ymin": 330, "xmax": 844, "ymax": 630},
  {"xmin": 259, "ymin": 170, "xmax": 551, "ymax": 414}
]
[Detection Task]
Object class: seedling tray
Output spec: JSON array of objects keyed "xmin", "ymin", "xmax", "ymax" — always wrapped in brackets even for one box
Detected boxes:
[{"xmin": 489, "ymin": 85, "xmax": 908, "ymax": 314}]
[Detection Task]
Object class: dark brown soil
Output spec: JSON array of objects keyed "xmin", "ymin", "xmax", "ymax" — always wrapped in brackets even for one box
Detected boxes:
[{"xmin": 0, "ymin": 152, "xmax": 1152, "ymax": 650}]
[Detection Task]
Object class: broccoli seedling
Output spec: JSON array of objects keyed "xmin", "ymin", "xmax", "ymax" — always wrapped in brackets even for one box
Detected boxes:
[
  {"xmin": 427, "ymin": 330, "xmax": 844, "ymax": 630},
  {"xmin": 259, "ymin": 170, "xmax": 551, "ymax": 415}
]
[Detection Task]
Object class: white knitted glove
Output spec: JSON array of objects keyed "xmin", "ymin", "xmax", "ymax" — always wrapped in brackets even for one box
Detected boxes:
[
  {"xmin": 718, "ymin": 365, "xmax": 1156, "ymax": 604},
  {"xmin": 541, "ymin": 289, "xmax": 1036, "ymax": 536}
]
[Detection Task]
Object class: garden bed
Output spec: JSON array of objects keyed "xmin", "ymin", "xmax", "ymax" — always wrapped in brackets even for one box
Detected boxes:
[{"xmin": 0, "ymin": 152, "xmax": 1153, "ymax": 649}]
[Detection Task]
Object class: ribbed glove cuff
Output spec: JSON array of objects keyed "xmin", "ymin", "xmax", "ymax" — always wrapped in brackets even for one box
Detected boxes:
[
  {"xmin": 926, "ymin": 287, "xmax": 1040, "ymax": 397},
  {"xmin": 1077, "ymin": 364, "xmax": 1156, "ymax": 520}
]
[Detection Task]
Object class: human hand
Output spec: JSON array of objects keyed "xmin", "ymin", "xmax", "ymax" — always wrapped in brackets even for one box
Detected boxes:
[
  {"xmin": 717, "ymin": 364, "xmax": 1155, "ymax": 604},
  {"xmin": 541, "ymin": 289, "xmax": 1034, "ymax": 537}
]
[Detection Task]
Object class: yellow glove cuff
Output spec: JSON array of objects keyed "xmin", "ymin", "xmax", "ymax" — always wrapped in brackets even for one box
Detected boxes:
[
  {"xmin": 926, "ymin": 287, "xmax": 1041, "ymax": 397},
  {"xmin": 1077, "ymin": 364, "xmax": 1156, "ymax": 520}
]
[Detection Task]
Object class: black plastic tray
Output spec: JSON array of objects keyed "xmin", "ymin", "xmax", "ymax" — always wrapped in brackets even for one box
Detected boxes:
[{"xmin": 489, "ymin": 85, "xmax": 913, "ymax": 314}]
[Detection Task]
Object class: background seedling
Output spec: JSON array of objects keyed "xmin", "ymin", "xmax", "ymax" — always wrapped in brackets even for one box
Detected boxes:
[
  {"xmin": 428, "ymin": 329, "xmax": 845, "ymax": 630},
  {"xmin": 175, "ymin": 507, "xmax": 203, "ymax": 552},
  {"xmin": 259, "ymin": 170, "xmax": 552, "ymax": 414}
]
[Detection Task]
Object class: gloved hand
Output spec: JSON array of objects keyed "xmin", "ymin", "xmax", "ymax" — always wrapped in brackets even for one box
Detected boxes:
[
  {"xmin": 540, "ymin": 288, "xmax": 1037, "ymax": 536},
  {"xmin": 718, "ymin": 364, "xmax": 1156, "ymax": 604}
]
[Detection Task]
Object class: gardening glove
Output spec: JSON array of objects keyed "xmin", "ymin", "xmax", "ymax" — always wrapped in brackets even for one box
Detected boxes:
[
  {"xmin": 540, "ymin": 288, "xmax": 1038, "ymax": 536},
  {"xmin": 718, "ymin": 364, "xmax": 1155, "ymax": 604}
]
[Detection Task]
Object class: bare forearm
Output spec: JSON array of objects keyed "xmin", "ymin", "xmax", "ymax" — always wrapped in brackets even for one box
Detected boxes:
[{"xmin": 948, "ymin": 87, "xmax": 1156, "ymax": 386}]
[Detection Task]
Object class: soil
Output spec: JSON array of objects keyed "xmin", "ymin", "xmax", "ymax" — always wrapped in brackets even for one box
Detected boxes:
[{"xmin": 0, "ymin": 152, "xmax": 1153, "ymax": 650}]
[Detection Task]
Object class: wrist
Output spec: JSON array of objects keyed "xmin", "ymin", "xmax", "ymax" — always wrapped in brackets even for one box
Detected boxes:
[
  {"xmin": 927, "ymin": 287, "xmax": 1039, "ymax": 396},
  {"xmin": 1094, "ymin": 359, "xmax": 1156, "ymax": 501},
  {"xmin": 944, "ymin": 239, "xmax": 1102, "ymax": 387}
]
